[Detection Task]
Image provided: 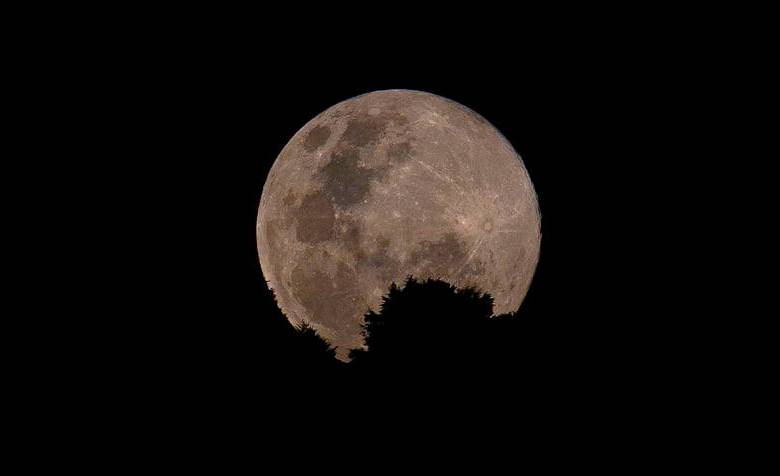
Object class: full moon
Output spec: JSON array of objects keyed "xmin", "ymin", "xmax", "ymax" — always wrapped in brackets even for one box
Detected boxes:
[{"xmin": 257, "ymin": 90, "xmax": 540, "ymax": 359}]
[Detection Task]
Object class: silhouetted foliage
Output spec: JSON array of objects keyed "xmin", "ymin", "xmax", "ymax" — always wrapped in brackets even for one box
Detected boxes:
[
  {"xmin": 260, "ymin": 277, "xmax": 545, "ymax": 385},
  {"xmin": 348, "ymin": 277, "xmax": 520, "ymax": 375},
  {"xmin": 292, "ymin": 321, "xmax": 337, "ymax": 361}
]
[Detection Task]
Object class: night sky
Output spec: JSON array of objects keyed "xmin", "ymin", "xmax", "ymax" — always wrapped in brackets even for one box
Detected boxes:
[{"xmin": 69, "ymin": 23, "xmax": 697, "ymax": 432}]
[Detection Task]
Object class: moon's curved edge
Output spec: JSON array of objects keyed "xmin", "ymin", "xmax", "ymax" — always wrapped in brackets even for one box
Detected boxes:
[{"xmin": 256, "ymin": 89, "xmax": 542, "ymax": 331}]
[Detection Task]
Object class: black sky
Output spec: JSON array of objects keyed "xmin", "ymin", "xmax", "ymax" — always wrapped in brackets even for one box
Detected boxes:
[
  {"xmin": 12, "ymin": 5, "xmax": 748, "ymax": 461},
  {"xmin": 58, "ymin": 18, "xmax": 702, "ymax": 428}
]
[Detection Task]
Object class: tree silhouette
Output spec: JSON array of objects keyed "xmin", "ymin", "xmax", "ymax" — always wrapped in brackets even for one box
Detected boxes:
[
  {"xmin": 291, "ymin": 321, "xmax": 337, "ymax": 361},
  {"xmin": 348, "ymin": 277, "xmax": 511, "ymax": 375},
  {"xmin": 275, "ymin": 321, "xmax": 346, "ymax": 380},
  {"xmin": 258, "ymin": 276, "xmax": 542, "ymax": 384}
]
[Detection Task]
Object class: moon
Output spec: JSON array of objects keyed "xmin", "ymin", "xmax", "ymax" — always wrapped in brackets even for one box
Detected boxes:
[{"xmin": 257, "ymin": 90, "xmax": 540, "ymax": 359}]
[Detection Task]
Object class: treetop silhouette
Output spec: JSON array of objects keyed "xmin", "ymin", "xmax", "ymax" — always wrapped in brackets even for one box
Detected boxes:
[
  {"xmin": 349, "ymin": 277, "xmax": 513, "ymax": 370},
  {"xmin": 265, "ymin": 276, "xmax": 529, "ymax": 376}
]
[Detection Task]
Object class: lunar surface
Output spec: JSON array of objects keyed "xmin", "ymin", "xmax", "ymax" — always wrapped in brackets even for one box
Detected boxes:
[{"xmin": 257, "ymin": 90, "xmax": 540, "ymax": 359}]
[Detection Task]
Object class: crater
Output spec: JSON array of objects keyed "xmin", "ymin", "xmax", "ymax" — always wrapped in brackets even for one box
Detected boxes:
[
  {"xmin": 302, "ymin": 125, "xmax": 331, "ymax": 151},
  {"xmin": 295, "ymin": 191, "xmax": 335, "ymax": 244},
  {"xmin": 466, "ymin": 257, "xmax": 486, "ymax": 276}
]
